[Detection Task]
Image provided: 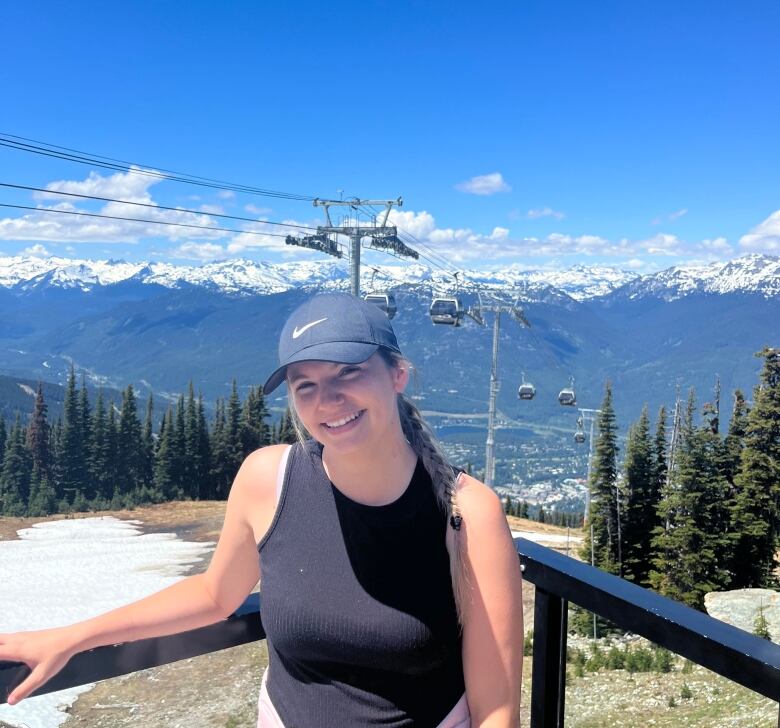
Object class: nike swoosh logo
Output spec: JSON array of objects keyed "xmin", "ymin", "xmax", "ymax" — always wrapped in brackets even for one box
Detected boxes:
[{"xmin": 292, "ymin": 317, "xmax": 328, "ymax": 339}]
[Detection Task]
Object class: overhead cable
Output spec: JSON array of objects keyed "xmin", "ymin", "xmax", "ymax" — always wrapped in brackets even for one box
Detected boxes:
[
  {"xmin": 0, "ymin": 133, "xmax": 317, "ymax": 201},
  {"xmin": 0, "ymin": 203, "xmax": 295, "ymax": 240},
  {"xmin": 0, "ymin": 182, "xmax": 318, "ymax": 231}
]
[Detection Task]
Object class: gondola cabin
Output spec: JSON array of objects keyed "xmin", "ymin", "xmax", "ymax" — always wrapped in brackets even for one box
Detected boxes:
[
  {"xmin": 364, "ymin": 292, "xmax": 397, "ymax": 319},
  {"xmin": 558, "ymin": 387, "xmax": 577, "ymax": 407},
  {"xmin": 518, "ymin": 380, "xmax": 536, "ymax": 400},
  {"xmin": 429, "ymin": 297, "xmax": 465, "ymax": 326},
  {"xmin": 574, "ymin": 430, "xmax": 586, "ymax": 444}
]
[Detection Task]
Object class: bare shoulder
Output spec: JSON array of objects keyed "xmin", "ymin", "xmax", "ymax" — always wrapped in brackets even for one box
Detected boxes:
[
  {"xmin": 232, "ymin": 443, "xmax": 291, "ymax": 498},
  {"xmin": 454, "ymin": 472, "xmax": 507, "ymax": 530},
  {"xmin": 230, "ymin": 443, "xmax": 292, "ymax": 543}
]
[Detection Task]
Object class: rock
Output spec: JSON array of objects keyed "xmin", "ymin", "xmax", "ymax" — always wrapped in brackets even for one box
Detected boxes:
[{"xmin": 704, "ymin": 588, "xmax": 780, "ymax": 639}]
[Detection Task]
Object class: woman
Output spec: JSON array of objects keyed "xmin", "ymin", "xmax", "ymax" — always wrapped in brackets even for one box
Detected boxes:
[{"xmin": 0, "ymin": 292, "xmax": 524, "ymax": 727}]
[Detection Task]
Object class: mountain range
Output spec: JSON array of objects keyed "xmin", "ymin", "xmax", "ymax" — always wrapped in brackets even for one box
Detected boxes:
[{"xmin": 0, "ymin": 253, "xmax": 778, "ymax": 435}]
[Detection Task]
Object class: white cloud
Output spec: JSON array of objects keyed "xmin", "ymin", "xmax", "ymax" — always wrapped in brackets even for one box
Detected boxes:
[
  {"xmin": 699, "ymin": 237, "xmax": 733, "ymax": 255},
  {"xmin": 199, "ymin": 204, "xmax": 224, "ymax": 215},
  {"xmin": 1, "ymin": 170, "xmax": 227, "ymax": 244},
  {"xmin": 169, "ymin": 242, "xmax": 227, "ymax": 260},
  {"xmin": 651, "ymin": 208, "xmax": 688, "ymax": 225},
  {"xmin": 245, "ymin": 203, "xmax": 273, "ymax": 216},
  {"xmin": 455, "ymin": 172, "xmax": 511, "ymax": 196},
  {"xmin": 217, "ymin": 190, "xmax": 235, "ymax": 200},
  {"xmin": 739, "ymin": 210, "xmax": 780, "ymax": 253},
  {"xmin": 527, "ymin": 207, "xmax": 565, "ymax": 220},
  {"xmin": 226, "ymin": 219, "xmax": 322, "ymax": 257},
  {"xmin": 35, "ymin": 168, "xmax": 159, "ymax": 203},
  {"xmin": 636, "ymin": 233, "xmax": 683, "ymax": 256},
  {"xmin": 20, "ymin": 243, "xmax": 50, "ymax": 257}
]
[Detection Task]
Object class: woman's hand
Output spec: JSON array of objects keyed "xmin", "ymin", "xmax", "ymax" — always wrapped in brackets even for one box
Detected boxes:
[{"xmin": 0, "ymin": 626, "xmax": 78, "ymax": 705}]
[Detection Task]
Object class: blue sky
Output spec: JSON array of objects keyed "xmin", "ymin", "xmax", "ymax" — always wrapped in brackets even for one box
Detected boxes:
[{"xmin": 1, "ymin": 0, "xmax": 779, "ymax": 272}]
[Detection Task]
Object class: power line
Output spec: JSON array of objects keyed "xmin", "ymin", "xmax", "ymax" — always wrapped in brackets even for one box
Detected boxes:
[
  {"xmin": 0, "ymin": 203, "xmax": 299, "ymax": 240},
  {"xmin": 0, "ymin": 133, "xmax": 318, "ymax": 202},
  {"xmin": 0, "ymin": 182, "xmax": 318, "ymax": 232}
]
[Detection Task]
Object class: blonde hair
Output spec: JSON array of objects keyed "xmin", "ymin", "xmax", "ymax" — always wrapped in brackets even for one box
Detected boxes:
[{"xmin": 286, "ymin": 349, "xmax": 468, "ymax": 623}]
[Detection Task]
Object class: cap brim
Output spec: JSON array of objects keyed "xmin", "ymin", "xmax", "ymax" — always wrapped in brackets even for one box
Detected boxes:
[{"xmin": 263, "ymin": 341, "xmax": 380, "ymax": 394}]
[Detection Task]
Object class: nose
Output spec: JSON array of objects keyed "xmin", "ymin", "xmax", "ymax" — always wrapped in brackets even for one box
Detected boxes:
[{"xmin": 318, "ymin": 382, "xmax": 345, "ymax": 409}]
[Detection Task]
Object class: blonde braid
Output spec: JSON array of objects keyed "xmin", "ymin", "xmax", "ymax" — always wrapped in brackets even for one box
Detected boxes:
[
  {"xmin": 397, "ymin": 395, "xmax": 462, "ymax": 529},
  {"xmin": 396, "ymin": 392, "xmax": 468, "ymax": 623}
]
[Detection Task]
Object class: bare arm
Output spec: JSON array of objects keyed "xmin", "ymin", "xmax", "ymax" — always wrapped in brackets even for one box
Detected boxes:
[
  {"xmin": 455, "ymin": 475, "xmax": 524, "ymax": 727},
  {"xmin": 0, "ymin": 444, "xmax": 285, "ymax": 704}
]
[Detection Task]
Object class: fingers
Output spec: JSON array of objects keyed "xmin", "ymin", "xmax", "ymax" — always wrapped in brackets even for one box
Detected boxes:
[{"xmin": 8, "ymin": 663, "xmax": 47, "ymax": 705}]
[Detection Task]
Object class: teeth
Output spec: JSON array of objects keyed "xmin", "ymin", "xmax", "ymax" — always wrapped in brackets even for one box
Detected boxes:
[{"xmin": 325, "ymin": 411, "xmax": 361, "ymax": 428}]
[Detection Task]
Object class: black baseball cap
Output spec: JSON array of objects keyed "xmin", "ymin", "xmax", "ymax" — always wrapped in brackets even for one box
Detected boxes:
[{"xmin": 263, "ymin": 293, "xmax": 403, "ymax": 394}]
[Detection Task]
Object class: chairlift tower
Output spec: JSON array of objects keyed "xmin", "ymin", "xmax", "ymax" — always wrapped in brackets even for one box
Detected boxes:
[
  {"xmin": 479, "ymin": 298, "xmax": 530, "ymax": 489},
  {"xmin": 286, "ymin": 197, "xmax": 417, "ymax": 297}
]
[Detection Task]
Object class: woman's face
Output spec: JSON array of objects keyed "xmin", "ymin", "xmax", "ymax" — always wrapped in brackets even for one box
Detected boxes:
[{"xmin": 287, "ymin": 352, "xmax": 409, "ymax": 454}]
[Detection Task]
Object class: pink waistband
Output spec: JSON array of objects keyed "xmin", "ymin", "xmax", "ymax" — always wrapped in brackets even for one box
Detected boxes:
[{"xmin": 257, "ymin": 669, "xmax": 470, "ymax": 728}]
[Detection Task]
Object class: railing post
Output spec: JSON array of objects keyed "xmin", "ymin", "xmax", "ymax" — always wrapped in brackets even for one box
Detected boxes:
[{"xmin": 531, "ymin": 587, "xmax": 568, "ymax": 728}]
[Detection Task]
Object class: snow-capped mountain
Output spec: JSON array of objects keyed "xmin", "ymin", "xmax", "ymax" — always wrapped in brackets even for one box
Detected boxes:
[
  {"xmin": 615, "ymin": 254, "xmax": 780, "ymax": 301},
  {"xmin": 2, "ymin": 253, "xmax": 777, "ymax": 301}
]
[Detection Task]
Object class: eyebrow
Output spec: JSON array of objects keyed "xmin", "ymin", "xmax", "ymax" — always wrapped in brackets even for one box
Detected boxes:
[{"xmin": 287, "ymin": 362, "xmax": 347, "ymax": 384}]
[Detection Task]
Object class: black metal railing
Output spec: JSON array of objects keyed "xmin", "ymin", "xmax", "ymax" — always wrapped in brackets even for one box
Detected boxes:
[{"xmin": 3, "ymin": 539, "xmax": 780, "ymax": 728}]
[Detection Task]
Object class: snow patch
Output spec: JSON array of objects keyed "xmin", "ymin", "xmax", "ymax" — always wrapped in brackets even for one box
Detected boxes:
[{"xmin": 0, "ymin": 516, "xmax": 214, "ymax": 728}]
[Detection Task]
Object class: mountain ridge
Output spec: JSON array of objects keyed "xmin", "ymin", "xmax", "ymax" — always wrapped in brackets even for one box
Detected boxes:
[{"xmin": 2, "ymin": 253, "xmax": 777, "ymax": 301}]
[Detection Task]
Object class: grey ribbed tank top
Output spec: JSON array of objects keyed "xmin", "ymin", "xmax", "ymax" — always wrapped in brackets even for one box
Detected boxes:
[{"xmin": 257, "ymin": 439, "xmax": 464, "ymax": 728}]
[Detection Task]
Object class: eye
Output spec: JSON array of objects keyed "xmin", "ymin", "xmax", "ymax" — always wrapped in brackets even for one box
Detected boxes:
[
  {"xmin": 339, "ymin": 365, "xmax": 361, "ymax": 377},
  {"xmin": 295, "ymin": 381, "xmax": 314, "ymax": 393}
]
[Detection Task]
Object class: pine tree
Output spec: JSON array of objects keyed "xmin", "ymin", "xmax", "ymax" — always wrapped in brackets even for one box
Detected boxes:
[
  {"xmin": 106, "ymin": 403, "xmax": 119, "ymax": 499},
  {"xmin": 278, "ymin": 408, "xmax": 298, "ymax": 445},
  {"xmin": 154, "ymin": 407, "xmax": 179, "ymax": 500},
  {"xmin": 621, "ymin": 405, "xmax": 657, "ymax": 586},
  {"xmin": 141, "ymin": 393, "xmax": 155, "ymax": 491},
  {"xmin": 0, "ymin": 417, "xmax": 6, "ymax": 462},
  {"xmin": 89, "ymin": 390, "xmax": 111, "ymax": 500},
  {"xmin": 26, "ymin": 383, "xmax": 53, "ymax": 481},
  {"xmin": 78, "ymin": 376, "xmax": 96, "ymax": 500},
  {"xmin": 182, "ymin": 384, "xmax": 200, "ymax": 499},
  {"xmin": 0, "ymin": 415, "xmax": 31, "ymax": 516},
  {"xmin": 172, "ymin": 394, "xmax": 187, "ymax": 498},
  {"xmin": 241, "ymin": 386, "xmax": 270, "ymax": 457},
  {"xmin": 117, "ymin": 384, "xmax": 144, "ymax": 497},
  {"xmin": 754, "ymin": 603, "xmax": 772, "ymax": 641},
  {"xmin": 59, "ymin": 366, "xmax": 85, "ymax": 504},
  {"xmin": 722, "ymin": 390, "xmax": 749, "ymax": 488},
  {"xmin": 197, "ymin": 395, "xmax": 212, "ymax": 499},
  {"xmin": 730, "ymin": 349, "xmax": 780, "ymax": 588},
  {"xmin": 580, "ymin": 382, "xmax": 622, "ymax": 575},
  {"xmin": 650, "ymin": 390, "xmax": 731, "ymax": 608},
  {"xmin": 226, "ymin": 380, "xmax": 244, "ymax": 474},
  {"xmin": 210, "ymin": 398, "xmax": 232, "ymax": 499},
  {"xmin": 652, "ymin": 406, "xmax": 668, "ymax": 500},
  {"xmin": 28, "ymin": 464, "xmax": 57, "ymax": 516}
]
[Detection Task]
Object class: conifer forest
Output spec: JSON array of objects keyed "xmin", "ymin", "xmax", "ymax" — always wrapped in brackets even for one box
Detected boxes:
[{"xmin": 0, "ymin": 367, "xmax": 297, "ymax": 518}]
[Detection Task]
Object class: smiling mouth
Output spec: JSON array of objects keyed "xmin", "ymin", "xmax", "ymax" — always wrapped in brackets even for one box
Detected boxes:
[{"xmin": 323, "ymin": 410, "xmax": 365, "ymax": 429}]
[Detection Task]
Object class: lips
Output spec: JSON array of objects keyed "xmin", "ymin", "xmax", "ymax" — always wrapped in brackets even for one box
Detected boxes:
[{"xmin": 323, "ymin": 410, "xmax": 365, "ymax": 429}]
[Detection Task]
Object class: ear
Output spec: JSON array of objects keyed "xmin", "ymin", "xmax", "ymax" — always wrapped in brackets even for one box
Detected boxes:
[{"xmin": 392, "ymin": 362, "xmax": 410, "ymax": 394}]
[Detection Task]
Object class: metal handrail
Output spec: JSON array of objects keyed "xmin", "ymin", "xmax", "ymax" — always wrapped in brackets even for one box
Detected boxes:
[
  {"xmin": 2, "ymin": 540, "xmax": 780, "ymax": 728},
  {"xmin": 517, "ymin": 538, "xmax": 780, "ymax": 726},
  {"xmin": 0, "ymin": 594, "xmax": 263, "ymax": 704}
]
